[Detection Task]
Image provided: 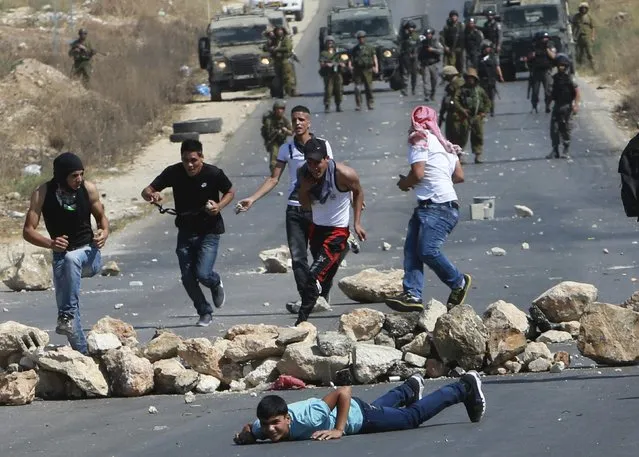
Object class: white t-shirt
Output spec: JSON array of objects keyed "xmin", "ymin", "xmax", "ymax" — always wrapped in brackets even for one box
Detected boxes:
[
  {"xmin": 277, "ymin": 136, "xmax": 334, "ymax": 207},
  {"xmin": 408, "ymin": 133, "xmax": 458, "ymax": 203}
]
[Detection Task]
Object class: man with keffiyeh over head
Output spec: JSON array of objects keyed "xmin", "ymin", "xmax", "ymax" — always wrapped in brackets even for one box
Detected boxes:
[{"xmin": 385, "ymin": 106, "xmax": 472, "ymax": 313}]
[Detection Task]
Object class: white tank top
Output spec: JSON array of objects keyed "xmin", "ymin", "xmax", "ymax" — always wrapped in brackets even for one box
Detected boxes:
[{"xmin": 312, "ymin": 166, "xmax": 351, "ymax": 228}]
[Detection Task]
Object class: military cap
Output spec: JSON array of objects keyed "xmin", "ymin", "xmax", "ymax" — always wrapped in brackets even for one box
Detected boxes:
[
  {"xmin": 324, "ymin": 35, "xmax": 335, "ymax": 43},
  {"xmin": 465, "ymin": 68, "xmax": 479, "ymax": 80},
  {"xmin": 442, "ymin": 66, "xmax": 459, "ymax": 76},
  {"xmin": 273, "ymin": 99, "xmax": 286, "ymax": 109}
]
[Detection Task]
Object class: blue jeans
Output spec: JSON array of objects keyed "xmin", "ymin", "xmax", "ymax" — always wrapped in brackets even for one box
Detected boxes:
[
  {"xmin": 52, "ymin": 244, "xmax": 102, "ymax": 355},
  {"xmin": 357, "ymin": 381, "xmax": 466, "ymax": 433},
  {"xmin": 403, "ymin": 203, "xmax": 464, "ymax": 299},
  {"xmin": 176, "ymin": 231, "xmax": 221, "ymax": 316}
]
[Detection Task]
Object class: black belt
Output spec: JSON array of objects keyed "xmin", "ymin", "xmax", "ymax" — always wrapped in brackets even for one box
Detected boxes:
[{"xmin": 418, "ymin": 199, "xmax": 459, "ymax": 210}]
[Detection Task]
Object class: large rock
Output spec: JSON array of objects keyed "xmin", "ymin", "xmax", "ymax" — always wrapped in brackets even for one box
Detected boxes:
[
  {"xmin": 259, "ymin": 245, "xmax": 290, "ymax": 273},
  {"xmin": 2, "ymin": 253, "xmax": 52, "ymax": 291},
  {"xmin": 276, "ymin": 343, "xmax": 349, "ymax": 384},
  {"xmin": 387, "ymin": 361, "xmax": 426, "ymax": 380},
  {"xmin": 337, "ymin": 268, "xmax": 403, "ymax": 303},
  {"xmin": 578, "ymin": 302, "xmax": 639, "ymax": 365},
  {"xmin": 195, "ymin": 374, "xmax": 221, "ymax": 394},
  {"xmin": 245, "ymin": 358, "xmax": 279, "ymax": 387},
  {"xmin": 532, "ymin": 281, "xmax": 598, "ymax": 323},
  {"xmin": 153, "ymin": 359, "xmax": 199, "ymax": 394},
  {"xmin": 338, "ymin": 308, "xmax": 385, "ymax": 341},
  {"xmin": 86, "ymin": 331, "xmax": 122, "ymax": 355},
  {"xmin": 537, "ymin": 330, "xmax": 573, "ymax": 344},
  {"xmin": 483, "ymin": 301, "xmax": 529, "ymax": 367},
  {"xmin": 417, "ymin": 299, "xmax": 447, "ymax": 332},
  {"xmin": 374, "ymin": 331, "xmax": 396, "ymax": 348},
  {"xmin": 432, "ymin": 305, "xmax": 488, "ymax": 371},
  {"xmin": 0, "ymin": 370, "xmax": 38, "ymax": 405},
  {"xmin": 35, "ymin": 370, "xmax": 85, "ymax": 400},
  {"xmin": 352, "ymin": 343, "xmax": 403, "ymax": 384},
  {"xmin": 522, "ymin": 342, "xmax": 552, "ymax": 366},
  {"xmin": 425, "ymin": 359, "xmax": 449, "ymax": 378},
  {"xmin": 0, "ymin": 321, "xmax": 49, "ymax": 361},
  {"xmin": 142, "ymin": 330, "xmax": 183, "ymax": 363},
  {"xmin": 483, "ymin": 300, "xmax": 530, "ymax": 334},
  {"xmin": 317, "ymin": 331, "xmax": 354, "ymax": 357},
  {"xmin": 622, "ymin": 291, "xmax": 639, "ymax": 312},
  {"xmin": 400, "ymin": 332, "xmax": 431, "ymax": 358},
  {"xmin": 92, "ymin": 316, "xmax": 138, "ymax": 347},
  {"xmin": 224, "ymin": 333, "xmax": 284, "ymax": 363},
  {"xmin": 225, "ymin": 323, "xmax": 279, "ymax": 340},
  {"xmin": 528, "ymin": 358, "xmax": 552, "ymax": 372},
  {"xmin": 383, "ymin": 312, "xmax": 420, "ymax": 338},
  {"xmin": 276, "ymin": 327, "xmax": 309, "ymax": 345},
  {"xmin": 177, "ymin": 338, "xmax": 241, "ymax": 384},
  {"xmin": 102, "ymin": 346, "xmax": 154, "ymax": 397}
]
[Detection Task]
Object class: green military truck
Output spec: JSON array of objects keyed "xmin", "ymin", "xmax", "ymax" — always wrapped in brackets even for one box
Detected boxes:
[
  {"xmin": 318, "ymin": 1, "xmax": 428, "ymax": 87},
  {"xmin": 198, "ymin": 10, "xmax": 276, "ymax": 101},
  {"xmin": 499, "ymin": 0, "xmax": 575, "ymax": 81}
]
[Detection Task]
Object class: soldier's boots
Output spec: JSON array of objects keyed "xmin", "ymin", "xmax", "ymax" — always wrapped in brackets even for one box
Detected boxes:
[
  {"xmin": 336, "ymin": 104, "xmax": 342, "ymax": 112},
  {"xmin": 325, "ymin": 104, "xmax": 330, "ymax": 113},
  {"xmin": 546, "ymin": 147, "xmax": 560, "ymax": 159},
  {"xmin": 559, "ymin": 143, "xmax": 571, "ymax": 159},
  {"xmin": 474, "ymin": 154, "xmax": 484, "ymax": 164}
]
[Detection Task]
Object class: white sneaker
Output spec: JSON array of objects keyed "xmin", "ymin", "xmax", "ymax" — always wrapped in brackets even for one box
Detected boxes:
[{"xmin": 285, "ymin": 297, "xmax": 332, "ymax": 314}]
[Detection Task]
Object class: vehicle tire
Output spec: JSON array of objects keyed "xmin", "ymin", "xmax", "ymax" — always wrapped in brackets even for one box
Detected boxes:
[
  {"xmin": 210, "ymin": 83, "xmax": 222, "ymax": 102},
  {"xmin": 173, "ymin": 118, "xmax": 223, "ymax": 134},
  {"xmin": 169, "ymin": 132, "xmax": 200, "ymax": 143}
]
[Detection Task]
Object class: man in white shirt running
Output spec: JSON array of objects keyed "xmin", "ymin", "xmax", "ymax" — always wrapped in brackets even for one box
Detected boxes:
[
  {"xmin": 385, "ymin": 106, "xmax": 471, "ymax": 313},
  {"xmin": 236, "ymin": 105, "xmax": 333, "ymax": 313}
]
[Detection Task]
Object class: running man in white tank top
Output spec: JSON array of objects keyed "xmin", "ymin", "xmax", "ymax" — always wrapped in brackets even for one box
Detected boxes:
[{"xmin": 295, "ymin": 137, "xmax": 367, "ymax": 325}]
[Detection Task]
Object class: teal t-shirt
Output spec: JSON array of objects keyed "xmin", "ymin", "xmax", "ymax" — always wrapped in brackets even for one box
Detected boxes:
[{"xmin": 251, "ymin": 398, "xmax": 364, "ymax": 441}]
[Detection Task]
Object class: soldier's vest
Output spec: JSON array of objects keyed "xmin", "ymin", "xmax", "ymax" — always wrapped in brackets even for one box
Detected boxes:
[
  {"xmin": 352, "ymin": 44, "xmax": 374, "ymax": 69},
  {"xmin": 532, "ymin": 44, "xmax": 553, "ymax": 70},
  {"xmin": 552, "ymin": 73, "xmax": 576, "ymax": 106},
  {"xmin": 400, "ymin": 32, "xmax": 420, "ymax": 57},
  {"xmin": 319, "ymin": 50, "xmax": 337, "ymax": 77},
  {"xmin": 477, "ymin": 54, "xmax": 497, "ymax": 86},
  {"xmin": 574, "ymin": 13, "xmax": 593, "ymax": 38},
  {"xmin": 483, "ymin": 22, "xmax": 500, "ymax": 46},
  {"xmin": 419, "ymin": 38, "xmax": 441, "ymax": 65},
  {"xmin": 465, "ymin": 30, "xmax": 483, "ymax": 54},
  {"xmin": 442, "ymin": 22, "xmax": 462, "ymax": 47},
  {"xmin": 460, "ymin": 86, "xmax": 481, "ymax": 116}
]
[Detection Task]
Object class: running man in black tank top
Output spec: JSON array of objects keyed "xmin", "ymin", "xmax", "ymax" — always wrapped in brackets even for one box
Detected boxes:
[{"xmin": 22, "ymin": 152, "xmax": 109, "ymax": 355}]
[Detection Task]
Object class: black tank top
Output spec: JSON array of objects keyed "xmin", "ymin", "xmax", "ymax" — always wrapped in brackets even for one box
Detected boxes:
[{"xmin": 42, "ymin": 179, "xmax": 93, "ymax": 251}]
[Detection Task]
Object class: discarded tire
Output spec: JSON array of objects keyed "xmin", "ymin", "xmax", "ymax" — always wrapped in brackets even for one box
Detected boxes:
[
  {"xmin": 173, "ymin": 118, "xmax": 223, "ymax": 134},
  {"xmin": 169, "ymin": 132, "xmax": 200, "ymax": 143}
]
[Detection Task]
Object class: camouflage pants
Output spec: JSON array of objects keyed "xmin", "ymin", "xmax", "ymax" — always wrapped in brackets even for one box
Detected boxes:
[
  {"xmin": 550, "ymin": 104, "xmax": 573, "ymax": 149},
  {"xmin": 444, "ymin": 49, "xmax": 464, "ymax": 73},
  {"xmin": 275, "ymin": 60, "xmax": 296, "ymax": 97},
  {"xmin": 353, "ymin": 68, "xmax": 374, "ymax": 108},
  {"xmin": 530, "ymin": 69, "xmax": 552, "ymax": 110},
  {"xmin": 323, "ymin": 73, "xmax": 343, "ymax": 108},
  {"xmin": 400, "ymin": 55, "xmax": 418, "ymax": 94},
  {"xmin": 456, "ymin": 116, "xmax": 485, "ymax": 156},
  {"xmin": 72, "ymin": 60, "xmax": 91, "ymax": 86},
  {"xmin": 576, "ymin": 35, "xmax": 594, "ymax": 68},
  {"xmin": 266, "ymin": 143, "xmax": 280, "ymax": 173},
  {"xmin": 421, "ymin": 63, "xmax": 438, "ymax": 99}
]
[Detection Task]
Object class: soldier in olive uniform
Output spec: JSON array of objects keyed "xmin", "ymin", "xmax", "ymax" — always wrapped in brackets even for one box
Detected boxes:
[
  {"xmin": 69, "ymin": 28, "xmax": 96, "ymax": 86},
  {"xmin": 261, "ymin": 100, "xmax": 293, "ymax": 173},
  {"xmin": 265, "ymin": 26, "xmax": 297, "ymax": 98},
  {"xmin": 477, "ymin": 41, "xmax": 503, "ymax": 116},
  {"xmin": 547, "ymin": 55, "xmax": 580, "ymax": 159},
  {"xmin": 319, "ymin": 36, "xmax": 347, "ymax": 113},
  {"xmin": 440, "ymin": 10, "xmax": 465, "ymax": 73},
  {"xmin": 572, "ymin": 2, "xmax": 596, "ymax": 70},
  {"xmin": 398, "ymin": 21, "xmax": 420, "ymax": 96},
  {"xmin": 351, "ymin": 30, "xmax": 378, "ymax": 111},
  {"xmin": 440, "ymin": 66, "xmax": 465, "ymax": 142},
  {"xmin": 451, "ymin": 68, "xmax": 491, "ymax": 164},
  {"xmin": 418, "ymin": 28, "xmax": 444, "ymax": 102}
]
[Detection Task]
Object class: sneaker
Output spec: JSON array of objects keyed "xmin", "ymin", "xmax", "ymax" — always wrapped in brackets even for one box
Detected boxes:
[
  {"xmin": 405, "ymin": 373, "xmax": 426, "ymax": 406},
  {"xmin": 348, "ymin": 235, "xmax": 361, "ymax": 254},
  {"xmin": 460, "ymin": 371, "xmax": 486, "ymax": 423},
  {"xmin": 314, "ymin": 296, "xmax": 332, "ymax": 313},
  {"xmin": 55, "ymin": 315, "xmax": 74, "ymax": 336},
  {"xmin": 212, "ymin": 280, "xmax": 225, "ymax": 308},
  {"xmin": 385, "ymin": 292, "xmax": 424, "ymax": 312},
  {"xmin": 447, "ymin": 274, "xmax": 472, "ymax": 311},
  {"xmin": 196, "ymin": 313, "xmax": 212, "ymax": 327}
]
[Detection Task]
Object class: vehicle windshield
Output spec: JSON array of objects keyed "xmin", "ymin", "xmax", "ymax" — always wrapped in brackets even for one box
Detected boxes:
[
  {"xmin": 503, "ymin": 6, "xmax": 560, "ymax": 27},
  {"xmin": 210, "ymin": 24, "xmax": 267, "ymax": 46},
  {"xmin": 331, "ymin": 16, "xmax": 391, "ymax": 37}
]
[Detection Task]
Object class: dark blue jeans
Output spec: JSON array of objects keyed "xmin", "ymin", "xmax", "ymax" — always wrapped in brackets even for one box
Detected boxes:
[
  {"xmin": 175, "ymin": 231, "xmax": 221, "ymax": 316},
  {"xmin": 357, "ymin": 381, "xmax": 466, "ymax": 433},
  {"xmin": 403, "ymin": 203, "xmax": 464, "ymax": 299}
]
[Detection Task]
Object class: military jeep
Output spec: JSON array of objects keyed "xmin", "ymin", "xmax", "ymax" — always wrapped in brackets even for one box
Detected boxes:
[
  {"xmin": 198, "ymin": 12, "xmax": 276, "ymax": 101},
  {"xmin": 500, "ymin": 0, "xmax": 574, "ymax": 81},
  {"xmin": 318, "ymin": 2, "xmax": 426, "ymax": 87}
]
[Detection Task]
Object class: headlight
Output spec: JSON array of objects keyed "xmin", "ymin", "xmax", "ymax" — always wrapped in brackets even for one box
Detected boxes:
[
  {"xmin": 339, "ymin": 53, "xmax": 349, "ymax": 61},
  {"xmin": 216, "ymin": 61, "xmax": 226, "ymax": 69},
  {"xmin": 260, "ymin": 57, "xmax": 270, "ymax": 65},
  {"xmin": 382, "ymin": 50, "xmax": 392, "ymax": 58}
]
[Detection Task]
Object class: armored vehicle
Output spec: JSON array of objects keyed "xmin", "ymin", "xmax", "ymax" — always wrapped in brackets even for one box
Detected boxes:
[
  {"xmin": 499, "ymin": 0, "xmax": 574, "ymax": 81},
  {"xmin": 198, "ymin": 10, "xmax": 276, "ymax": 101}
]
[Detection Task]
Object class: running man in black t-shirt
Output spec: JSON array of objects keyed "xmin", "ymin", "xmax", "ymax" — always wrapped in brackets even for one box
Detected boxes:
[{"xmin": 141, "ymin": 140, "xmax": 235, "ymax": 327}]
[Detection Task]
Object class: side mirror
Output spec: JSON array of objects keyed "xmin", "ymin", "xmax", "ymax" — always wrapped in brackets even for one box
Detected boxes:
[{"xmin": 293, "ymin": 26, "xmax": 298, "ymax": 35}]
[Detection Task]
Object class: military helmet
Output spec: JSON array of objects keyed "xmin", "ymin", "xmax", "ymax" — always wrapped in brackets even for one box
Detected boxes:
[
  {"xmin": 324, "ymin": 35, "xmax": 335, "ymax": 44},
  {"xmin": 466, "ymin": 17, "xmax": 476, "ymax": 25},
  {"xmin": 465, "ymin": 68, "xmax": 479, "ymax": 80},
  {"xmin": 356, "ymin": 30, "xmax": 366, "ymax": 38},
  {"xmin": 579, "ymin": 2, "xmax": 589, "ymax": 9},
  {"xmin": 78, "ymin": 28, "xmax": 87, "ymax": 35},
  {"xmin": 555, "ymin": 54, "xmax": 571, "ymax": 66},
  {"xmin": 535, "ymin": 31, "xmax": 550, "ymax": 39},
  {"xmin": 425, "ymin": 28, "xmax": 435, "ymax": 35},
  {"xmin": 404, "ymin": 21, "xmax": 416, "ymax": 29},
  {"xmin": 449, "ymin": 10, "xmax": 459, "ymax": 17},
  {"xmin": 484, "ymin": 9, "xmax": 496, "ymax": 16},
  {"xmin": 442, "ymin": 65, "xmax": 459, "ymax": 77},
  {"xmin": 273, "ymin": 99, "xmax": 286, "ymax": 109}
]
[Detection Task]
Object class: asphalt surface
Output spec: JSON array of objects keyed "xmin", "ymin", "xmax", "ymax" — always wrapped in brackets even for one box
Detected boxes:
[{"xmin": 1, "ymin": 0, "xmax": 639, "ymax": 455}]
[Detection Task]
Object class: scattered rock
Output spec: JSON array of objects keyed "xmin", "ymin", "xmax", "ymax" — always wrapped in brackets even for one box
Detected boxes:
[
  {"xmin": 521, "ymin": 242, "xmax": 530, "ymax": 250},
  {"xmin": 425, "ymin": 359, "xmax": 449, "ymax": 378},
  {"xmin": 553, "ymin": 351, "xmax": 571, "ymax": 368},
  {"xmin": 373, "ymin": 331, "xmax": 396, "ymax": 348},
  {"xmin": 381, "ymin": 242, "xmax": 392, "ymax": 251},
  {"xmin": 432, "ymin": 305, "xmax": 488, "ymax": 371},
  {"xmin": 352, "ymin": 343, "xmax": 403, "ymax": 384},
  {"xmin": 2, "ymin": 254, "xmax": 52, "ymax": 291},
  {"xmin": 483, "ymin": 300, "xmax": 530, "ymax": 335},
  {"xmin": 0, "ymin": 321, "xmax": 49, "ymax": 361},
  {"xmin": 578, "ymin": 302, "xmax": 639, "ymax": 365},
  {"xmin": 102, "ymin": 346, "xmax": 154, "ymax": 397},
  {"xmin": 258, "ymin": 245, "xmax": 290, "ymax": 273},
  {"xmin": 337, "ymin": 268, "xmax": 403, "ymax": 303},
  {"xmin": 532, "ymin": 281, "xmax": 598, "ymax": 323},
  {"xmin": 558, "ymin": 321, "xmax": 580, "ymax": 338},
  {"xmin": 195, "ymin": 374, "xmax": 221, "ymax": 394},
  {"xmin": 0, "ymin": 370, "xmax": 38, "ymax": 405},
  {"xmin": 550, "ymin": 361, "xmax": 565, "ymax": 373},
  {"xmin": 338, "ymin": 308, "xmax": 385, "ymax": 341},
  {"xmin": 148, "ymin": 405, "xmax": 158, "ymax": 414},
  {"xmin": 177, "ymin": 338, "xmax": 225, "ymax": 379},
  {"xmin": 490, "ymin": 247, "xmax": 507, "ymax": 256},
  {"xmin": 153, "ymin": 359, "xmax": 199, "ymax": 395},
  {"xmin": 184, "ymin": 391, "xmax": 196, "ymax": 403},
  {"xmin": 504, "ymin": 360, "xmax": 522, "ymax": 374},
  {"xmin": 417, "ymin": 299, "xmax": 447, "ymax": 332},
  {"xmin": 514, "ymin": 205, "xmax": 534, "ymax": 217},
  {"xmin": 485, "ymin": 327, "xmax": 527, "ymax": 368},
  {"xmin": 522, "ymin": 342, "xmax": 552, "ymax": 367},
  {"xmin": 245, "ymin": 357, "xmax": 279, "ymax": 387},
  {"xmin": 229, "ymin": 380, "xmax": 247, "ymax": 392},
  {"xmin": 276, "ymin": 327, "xmax": 309, "ymax": 346},
  {"xmin": 92, "ymin": 316, "xmax": 138, "ymax": 347},
  {"xmin": 224, "ymin": 333, "xmax": 284, "ymax": 363},
  {"xmin": 401, "ymin": 332, "xmax": 431, "ymax": 357},
  {"xmin": 101, "ymin": 261, "xmax": 121, "ymax": 276},
  {"xmin": 383, "ymin": 312, "xmax": 420, "ymax": 338},
  {"xmin": 537, "ymin": 330, "xmax": 573, "ymax": 344},
  {"xmin": 404, "ymin": 352, "xmax": 427, "ymax": 368},
  {"xmin": 86, "ymin": 332, "xmax": 122, "ymax": 355},
  {"xmin": 276, "ymin": 344, "xmax": 349, "ymax": 384},
  {"xmin": 528, "ymin": 358, "xmax": 552, "ymax": 372},
  {"xmin": 142, "ymin": 330, "xmax": 183, "ymax": 363},
  {"xmin": 317, "ymin": 331, "xmax": 354, "ymax": 357}
]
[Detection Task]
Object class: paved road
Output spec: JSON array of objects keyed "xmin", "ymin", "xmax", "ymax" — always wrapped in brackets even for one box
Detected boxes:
[{"xmin": 1, "ymin": 0, "xmax": 638, "ymax": 455}]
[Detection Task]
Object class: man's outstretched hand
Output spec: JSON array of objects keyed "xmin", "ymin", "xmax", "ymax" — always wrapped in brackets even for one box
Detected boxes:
[
  {"xmin": 233, "ymin": 423, "xmax": 256, "ymax": 445},
  {"xmin": 311, "ymin": 429, "xmax": 344, "ymax": 441}
]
